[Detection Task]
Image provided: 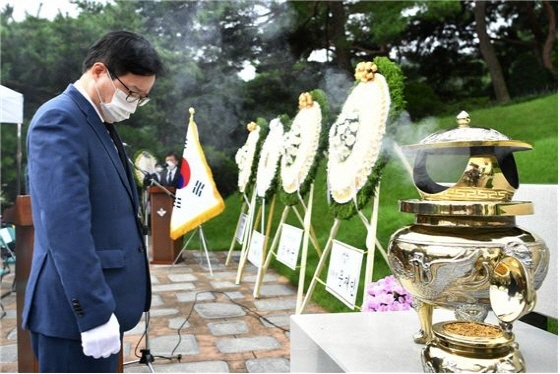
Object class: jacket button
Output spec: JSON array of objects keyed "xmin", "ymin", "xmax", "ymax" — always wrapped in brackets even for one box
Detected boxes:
[{"xmin": 138, "ymin": 246, "xmax": 145, "ymax": 253}]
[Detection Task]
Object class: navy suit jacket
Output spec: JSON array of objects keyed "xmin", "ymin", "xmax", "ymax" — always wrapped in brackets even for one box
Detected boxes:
[
  {"xmin": 22, "ymin": 84, "xmax": 150, "ymax": 339},
  {"xmin": 160, "ymin": 167, "xmax": 181, "ymax": 188}
]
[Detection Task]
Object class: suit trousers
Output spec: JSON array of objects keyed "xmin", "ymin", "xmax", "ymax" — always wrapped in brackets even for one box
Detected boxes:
[{"xmin": 30, "ymin": 331, "xmax": 120, "ymax": 373}]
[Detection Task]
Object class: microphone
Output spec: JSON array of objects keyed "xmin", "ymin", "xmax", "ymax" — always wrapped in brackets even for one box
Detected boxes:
[{"xmin": 126, "ymin": 156, "xmax": 150, "ymax": 176}]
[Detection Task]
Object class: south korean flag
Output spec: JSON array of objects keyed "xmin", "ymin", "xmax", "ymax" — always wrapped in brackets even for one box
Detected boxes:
[{"xmin": 170, "ymin": 108, "xmax": 225, "ymax": 239}]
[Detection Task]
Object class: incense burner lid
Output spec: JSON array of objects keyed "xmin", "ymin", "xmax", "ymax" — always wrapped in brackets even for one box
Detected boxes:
[
  {"xmin": 401, "ymin": 111, "xmax": 533, "ymax": 202},
  {"xmin": 403, "ymin": 111, "xmax": 532, "ymax": 151}
]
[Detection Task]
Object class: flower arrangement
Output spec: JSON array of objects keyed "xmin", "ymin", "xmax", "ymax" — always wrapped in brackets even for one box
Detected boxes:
[
  {"xmin": 329, "ymin": 112, "xmax": 359, "ymax": 163},
  {"xmin": 280, "ymin": 92, "xmax": 322, "ymax": 194},
  {"xmin": 354, "ymin": 61, "xmax": 378, "ymax": 83},
  {"xmin": 235, "ymin": 121, "xmax": 261, "ymax": 194},
  {"xmin": 362, "ymin": 275, "xmax": 413, "ymax": 312},
  {"xmin": 328, "ymin": 57, "xmax": 406, "ymax": 220},
  {"xmin": 133, "ymin": 150, "xmax": 157, "ymax": 185},
  {"xmin": 278, "ymin": 89, "xmax": 329, "ymax": 207},
  {"xmin": 255, "ymin": 118, "xmax": 284, "ymax": 198},
  {"xmin": 326, "ymin": 62, "xmax": 390, "ymax": 204}
]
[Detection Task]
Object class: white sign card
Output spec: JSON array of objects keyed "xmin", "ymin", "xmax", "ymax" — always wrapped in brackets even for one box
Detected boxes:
[
  {"xmin": 276, "ymin": 224, "xmax": 303, "ymax": 270},
  {"xmin": 0, "ymin": 228, "xmax": 13, "ymax": 244},
  {"xmin": 248, "ymin": 230, "xmax": 265, "ymax": 268},
  {"xmin": 236, "ymin": 213, "xmax": 248, "ymax": 244},
  {"xmin": 326, "ymin": 240, "xmax": 364, "ymax": 309}
]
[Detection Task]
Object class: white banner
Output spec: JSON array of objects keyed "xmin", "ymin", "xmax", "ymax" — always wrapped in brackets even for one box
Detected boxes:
[
  {"xmin": 248, "ymin": 230, "xmax": 265, "ymax": 268},
  {"xmin": 236, "ymin": 213, "xmax": 248, "ymax": 244},
  {"xmin": 326, "ymin": 240, "xmax": 364, "ymax": 309},
  {"xmin": 277, "ymin": 224, "xmax": 303, "ymax": 270}
]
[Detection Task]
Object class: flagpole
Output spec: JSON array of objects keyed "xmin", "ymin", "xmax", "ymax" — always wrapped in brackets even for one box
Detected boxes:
[{"xmin": 168, "ymin": 107, "xmax": 225, "ymax": 266}]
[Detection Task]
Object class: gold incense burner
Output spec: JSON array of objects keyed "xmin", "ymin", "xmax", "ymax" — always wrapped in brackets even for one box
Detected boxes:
[
  {"xmin": 422, "ymin": 320, "xmax": 525, "ymax": 372},
  {"xmin": 387, "ymin": 111, "xmax": 549, "ymax": 372}
]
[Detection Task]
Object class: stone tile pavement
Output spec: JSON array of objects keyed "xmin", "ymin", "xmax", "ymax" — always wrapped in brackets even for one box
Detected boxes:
[{"xmin": 0, "ymin": 250, "xmax": 326, "ymax": 372}]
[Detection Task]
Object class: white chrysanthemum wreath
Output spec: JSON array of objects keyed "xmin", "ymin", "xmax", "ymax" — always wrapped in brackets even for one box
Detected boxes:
[
  {"xmin": 281, "ymin": 92, "xmax": 322, "ymax": 194},
  {"xmin": 327, "ymin": 61, "xmax": 391, "ymax": 204},
  {"xmin": 235, "ymin": 121, "xmax": 260, "ymax": 193},
  {"xmin": 133, "ymin": 150, "xmax": 157, "ymax": 185},
  {"xmin": 255, "ymin": 118, "xmax": 284, "ymax": 198}
]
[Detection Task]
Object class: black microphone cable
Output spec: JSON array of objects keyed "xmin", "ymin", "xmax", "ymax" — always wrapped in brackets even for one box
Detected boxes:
[{"xmin": 169, "ymin": 290, "xmax": 290, "ymax": 358}]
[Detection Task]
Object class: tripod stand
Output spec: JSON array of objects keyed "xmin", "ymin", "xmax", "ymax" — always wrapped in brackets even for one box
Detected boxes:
[
  {"xmin": 124, "ymin": 311, "xmax": 155, "ymax": 372},
  {"xmin": 170, "ymin": 225, "xmax": 213, "ymax": 276}
]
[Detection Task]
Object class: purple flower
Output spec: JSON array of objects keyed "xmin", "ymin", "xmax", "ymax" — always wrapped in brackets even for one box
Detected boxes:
[{"xmin": 362, "ymin": 275, "xmax": 413, "ymax": 312}]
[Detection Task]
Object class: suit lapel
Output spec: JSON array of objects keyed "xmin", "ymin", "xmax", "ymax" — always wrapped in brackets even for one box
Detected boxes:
[
  {"xmin": 64, "ymin": 85, "xmax": 139, "ymax": 210},
  {"xmin": 95, "ymin": 122, "xmax": 139, "ymax": 209}
]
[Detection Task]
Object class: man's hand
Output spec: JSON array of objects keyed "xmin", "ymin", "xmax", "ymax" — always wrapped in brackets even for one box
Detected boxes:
[{"xmin": 81, "ymin": 313, "xmax": 121, "ymax": 358}]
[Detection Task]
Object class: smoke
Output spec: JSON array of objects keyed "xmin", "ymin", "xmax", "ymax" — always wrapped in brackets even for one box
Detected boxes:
[
  {"xmin": 150, "ymin": 1, "xmax": 305, "ymax": 157},
  {"xmin": 318, "ymin": 67, "xmax": 354, "ymax": 122},
  {"xmin": 382, "ymin": 113, "xmax": 442, "ymax": 182},
  {"xmin": 391, "ymin": 114, "xmax": 440, "ymax": 146}
]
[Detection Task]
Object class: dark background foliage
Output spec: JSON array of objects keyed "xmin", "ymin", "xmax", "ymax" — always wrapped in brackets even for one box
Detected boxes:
[{"xmin": 1, "ymin": 0, "xmax": 557, "ymax": 209}]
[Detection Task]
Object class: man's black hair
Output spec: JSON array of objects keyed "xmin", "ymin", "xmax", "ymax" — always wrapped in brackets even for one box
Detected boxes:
[
  {"xmin": 165, "ymin": 151, "xmax": 180, "ymax": 162},
  {"xmin": 82, "ymin": 30, "xmax": 164, "ymax": 77}
]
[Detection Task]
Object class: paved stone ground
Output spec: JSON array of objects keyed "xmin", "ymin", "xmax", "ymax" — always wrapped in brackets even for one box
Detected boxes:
[{"xmin": 0, "ymin": 250, "xmax": 326, "ymax": 373}]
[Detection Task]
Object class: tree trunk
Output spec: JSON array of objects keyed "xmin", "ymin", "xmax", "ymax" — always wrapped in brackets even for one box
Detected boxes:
[
  {"xmin": 326, "ymin": 1, "xmax": 353, "ymax": 76},
  {"xmin": 473, "ymin": 1, "xmax": 510, "ymax": 103},
  {"xmin": 542, "ymin": 0, "xmax": 558, "ymax": 81}
]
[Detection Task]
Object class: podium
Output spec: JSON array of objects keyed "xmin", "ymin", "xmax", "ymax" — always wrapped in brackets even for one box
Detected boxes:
[
  {"xmin": 148, "ymin": 186, "xmax": 182, "ymax": 264},
  {"xmin": 13, "ymin": 195, "xmax": 38, "ymax": 373}
]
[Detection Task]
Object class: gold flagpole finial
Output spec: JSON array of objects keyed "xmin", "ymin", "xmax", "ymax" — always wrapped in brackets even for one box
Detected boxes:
[{"xmin": 189, "ymin": 107, "xmax": 195, "ymax": 124}]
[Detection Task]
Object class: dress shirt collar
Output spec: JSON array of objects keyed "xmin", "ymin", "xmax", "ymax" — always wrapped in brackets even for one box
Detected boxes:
[{"xmin": 73, "ymin": 80, "xmax": 104, "ymax": 122}]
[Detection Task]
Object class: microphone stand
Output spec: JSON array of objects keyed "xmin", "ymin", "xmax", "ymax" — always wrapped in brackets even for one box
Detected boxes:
[
  {"xmin": 128, "ymin": 159, "xmax": 175, "ymax": 249},
  {"xmin": 124, "ymin": 159, "xmax": 178, "ymax": 372},
  {"xmin": 130, "ymin": 159, "xmax": 176, "ymax": 199}
]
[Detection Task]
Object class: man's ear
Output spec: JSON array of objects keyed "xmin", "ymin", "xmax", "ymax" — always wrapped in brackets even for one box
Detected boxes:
[{"xmin": 91, "ymin": 62, "xmax": 107, "ymax": 79}]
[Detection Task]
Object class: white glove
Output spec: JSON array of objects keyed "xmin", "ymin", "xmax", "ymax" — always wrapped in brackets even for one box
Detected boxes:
[{"xmin": 81, "ymin": 313, "xmax": 121, "ymax": 358}]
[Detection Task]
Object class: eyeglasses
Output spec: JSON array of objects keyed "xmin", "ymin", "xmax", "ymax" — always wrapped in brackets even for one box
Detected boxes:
[{"xmin": 108, "ymin": 70, "xmax": 150, "ymax": 106}]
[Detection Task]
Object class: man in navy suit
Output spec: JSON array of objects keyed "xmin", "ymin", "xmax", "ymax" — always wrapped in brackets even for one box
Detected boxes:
[
  {"xmin": 24, "ymin": 31, "xmax": 164, "ymax": 372},
  {"xmin": 161, "ymin": 151, "xmax": 181, "ymax": 188}
]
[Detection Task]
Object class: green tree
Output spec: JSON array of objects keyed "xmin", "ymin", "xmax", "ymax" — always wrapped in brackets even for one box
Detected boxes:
[
  {"xmin": 1, "ymin": 0, "xmax": 556, "ymax": 206},
  {"xmin": 474, "ymin": 0, "xmax": 510, "ymax": 103}
]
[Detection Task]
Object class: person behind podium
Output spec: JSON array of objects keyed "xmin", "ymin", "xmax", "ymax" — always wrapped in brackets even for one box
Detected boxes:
[
  {"xmin": 23, "ymin": 30, "xmax": 164, "ymax": 372},
  {"xmin": 161, "ymin": 151, "xmax": 181, "ymax": 188},
  {"xmin": 143, "ymin": 161, "xmax": 166, "ymax": 188}
]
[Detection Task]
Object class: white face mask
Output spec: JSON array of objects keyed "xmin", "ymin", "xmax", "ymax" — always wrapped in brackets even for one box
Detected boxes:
[
  {"xmin": 166, "ymin": 161, "xmax": 177, "ymax": 170},
  {"xmin": 95, "ymin": 72, "xmax": 138, "ymax": 123}
]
